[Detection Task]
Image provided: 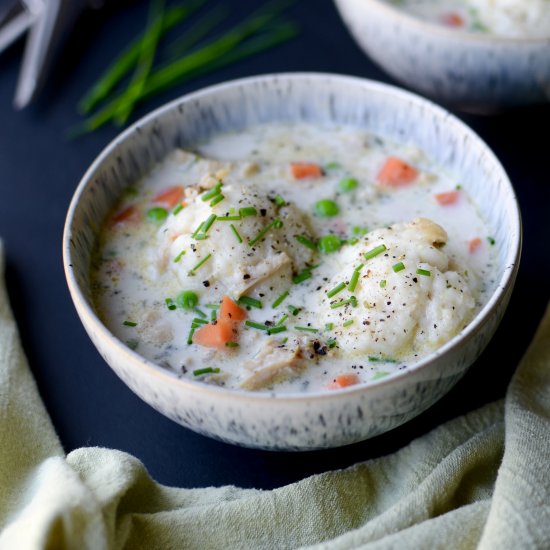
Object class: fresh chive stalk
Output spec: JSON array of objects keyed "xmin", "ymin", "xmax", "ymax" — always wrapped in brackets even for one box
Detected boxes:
[
  {"xmin": 276, "ymin": 313, "xmax": 288, "ymax": 326},
  {"xmin": 225, "ymin": 341, "xmax": 239, "ymax": 348},
  {"xmin": 114, "ymin": 0, "xmax": 166, "ymax": 125},
  {"xmin": 416, "ymin": 268, "xmax": 431, "ymax": 277},
  {"xmin": 368, "ymin": 356, "xmax": 398, "ymax": 363},
  {"xmin": 172, "ymin": 203, "xmax": 184, "ymax": 215},
  {"xmin": 239, "ymin": 207, "xmax": 257, "ymax": 217},
  {"xmin": 165, "ymin": 297, "xmax": 177, "ymax": 310},
  {"xmin": 392, "ymin": 262, "xmax": 405, "ymax": 273},
  {"xmin": 292, "ymin": 268, "xmax": 312, "ymax": 284},
  {"xmin": 288, "ymin": 305, "xmax": 300, "ymax": 316},
  {"xmin": 343, "ymin": 319, "xmax": 354, "ymax": 327},
  {"xmin": 201, "ymin": 182, "xmax": 223, "ymax": 201},
  {"xmin": 348, "ymin": 270, "xmax": 360, "ymax": 292},
  {"xmin": 202, "ymin": 213, "xmax": 217, "ymax": 233},
  {"xmin": 267, "ymin": 325, "xmax": 287, "ymax": 335},
  {"xmin": 210, "ymin": 194, "xmax": 225, "ymax": 207},
  {"xmin": 123, "ymin": 320, "xmax": 137, "ymax": 327},
  {"xmin": 217, "ymin": 215, "xmax": 241, "ymax": 221}
]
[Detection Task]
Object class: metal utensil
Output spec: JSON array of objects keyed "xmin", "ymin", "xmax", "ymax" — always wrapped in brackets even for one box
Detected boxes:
[{"xmin": 0, "ymin": 0, "xmax": 93, "ymax": 108}]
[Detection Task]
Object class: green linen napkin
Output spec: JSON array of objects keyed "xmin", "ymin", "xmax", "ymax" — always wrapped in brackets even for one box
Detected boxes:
[{"xmin": 0, "ymin": 241, "xmax": 549, "ymax": 550}]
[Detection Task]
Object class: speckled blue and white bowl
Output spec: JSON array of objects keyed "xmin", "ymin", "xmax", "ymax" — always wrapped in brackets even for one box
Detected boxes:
[
  {"xmin": 63, "ymin": 73, "xmax": 521, "ymax": 450},
  {"xmin": 334, "ymin": 0, "xmax": 550, "ymax": 111}
]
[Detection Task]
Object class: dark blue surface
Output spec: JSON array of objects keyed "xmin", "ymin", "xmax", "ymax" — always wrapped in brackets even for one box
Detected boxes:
[{"xmin": 0, "ymin": 0, "xmax": 548, "ymax": 490}]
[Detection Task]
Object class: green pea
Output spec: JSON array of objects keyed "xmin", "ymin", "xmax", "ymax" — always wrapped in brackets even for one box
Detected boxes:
[
  {"xmin": 339, "ymin": 177, "xmax": 358, "ymax": 192},
  {"xmin": 318, "ymin": 234, "xmax": 343, "ymax": 254},
  {"xmin": 176, "ymin": 290, "xmax": 199, "ymax": 310},
  {"xmin": 146, "ymin": 207, "xmax": 168, "ymax": 223},
  {"xmin": 314, "ymin": 199, "xmax": 339, "ymax": 217}
]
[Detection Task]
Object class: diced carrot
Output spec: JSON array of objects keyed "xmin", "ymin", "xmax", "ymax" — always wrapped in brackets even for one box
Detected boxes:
[
  {"xmin": 441, "ymin": 12, "xmax": 465, "ymax": 27},
  {"xmin": 328, "ymin": 373, "xmax": 360, "ymax": 390},
  {"xmin": 153, "ymin": 186, "xmax": 184, "ymax": 208},
  {"xmin": 219, "ymin": 295, "xmax": 247, "ymax": 321},
  {"xmin": 111, "ymin": 205, "xmax": 140, "ymax": 226},
  {"xmin": 469, "ymin": 237, "xmax": 482, "ymax": 253},
  {"xmin": 193, "ymin": 319, "xmax": 236, "ymax": 349},
  {"xmin": 377, "ymin": 157, "xmax": 418, "ymax": 187},
  {"xmin": 290, "ymin": 162, "xmax": 323, "ymax": 180},
  {"xmin": 435, "ymin": 191, "xmax": 460, "ymax": 205}
]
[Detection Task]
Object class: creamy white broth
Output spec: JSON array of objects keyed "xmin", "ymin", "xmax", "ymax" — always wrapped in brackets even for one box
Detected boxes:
[
  {"xmin": 386, "ymin": 0, "xmax": 550, "ymax": 37},
  {"xmin": 91, "ymin": 123, "xmax": 498, "ymax": 394}
]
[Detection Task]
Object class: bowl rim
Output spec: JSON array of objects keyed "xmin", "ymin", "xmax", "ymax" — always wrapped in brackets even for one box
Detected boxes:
[
  {"xmin": 335, "ymin": 0, "xmax": 550, "ymax": 45},
  {"xmin": 63, "ymin": 72, "xmax": 522, "ymax": 404}
]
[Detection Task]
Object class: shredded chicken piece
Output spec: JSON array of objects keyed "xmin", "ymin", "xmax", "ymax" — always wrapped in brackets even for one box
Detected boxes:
[
  {"xmin": 241, "ymin": 342, "xmax": 303, "ymax": 390},
  {"xmin": 232, "ymin": 252, "xmax": 291, "ymax": 297}
]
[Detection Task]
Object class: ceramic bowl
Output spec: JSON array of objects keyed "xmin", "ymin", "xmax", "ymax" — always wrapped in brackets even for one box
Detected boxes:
[
  {"xmin": 63, "ymin": 73, "xmax": 521, "ymax": 450},
  {"xmin": 334, "ymin": 0, "xmax": 550, "ymax": 111}
]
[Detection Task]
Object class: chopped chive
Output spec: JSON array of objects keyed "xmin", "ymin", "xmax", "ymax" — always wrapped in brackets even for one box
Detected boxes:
[
  {"xmin": 210, "ymin": 309, "xmax": 217, "ymax": 322},
  {"xmin": 216, "ymin": 215, "xmax": 241, "ymax": 221},
  {"xmin": 364, "ymin": 244, "xmax": 387, "ymax": 261},
  {"xmin": 230, "ymin": 223, "xmax": 243, "ymax": 243},
  {"xmin": 195, "ymin": 234, "xmax": 208, "ymax": 240},
  {"xmin": 372, "ymin": 371, "xmax": 390, "ymax": 380},
  {"xmin": 274, "ymin": 195, "xmax": 286, "ymax": 207},
  {"xmin": 244, "ymin": 320, "xmax": 269, "ymax": 331},
  {"xmin": 193, "ymin": 307, "xmax": 207, "ymax": 319},
  {"xmin": 330, "ymin": 296, "xmax": 358, "ymax": 309},
  {"xmin": 272, "ymin": 290, "xmax": 289, "ymax": 308},
  {"xmin": 172, "ymin": 203, "xmax": 184, "ymax": 215},
  {"xmin": 294, "ymin": 234, "xmax": 317, "ymax": 250},
  {"xmin": 210, "ymin": 194, "xmax": 225, "ymax": 207},
  {"xmin": 239, "ymin": 206, "xmax": 257, "ymax": 217},
  {"xmin": 281, "ymin": 337, "xmax": 289, "ymax": 344},
  {"xmin": 225, "ymin": 341, "xmax": 239, "ymax": 348},
  {"xmin": 352, "ymin": 226, "xmax": 368, "ymax": 237},
  {"xmin": 249, "ymin": 219, "xmax": 283, "ymax": 246},
  {"xmin": 123, "ymin": 320, "xmax": 137, "ymax": 327},
  {"xmin": 193, "ymin": 367, "xmax": 220, "ymax": 376},
  {"xmin": 325, "ymin": 161, "xmax": 341, "ymax": 170},
  {"xmin": 416, "ymin": 268, "xmax": 431, "ymax": 277},
  {"xmin": 326, "ymin": 338, "xmax": 337, "ymax": 348},
  {"xmin": 288, "ymin": 305, "xmax": 301, "ymax": 316},
  {"xmin": 202, "ymin": 213, "xmax": 217, "ymax": 233},
  {"xmin": 201, "ymin": 182, "xmax": 222, "ymax": 201},
  {"xmin": 327, "ymin": 282, "xmax": 346, "ymax": 298},
  {"xmin": 325, "ymin": 322, "xmax": 334, "ymax": 331},
  {"xmin": 343, "ymin": 319, "xmax": 354, "ymax": 327},
  {"xmin": 368, "ymin": 356, "xmax": 398, "ymax": 363},
  {"xmin": 187, "ymin": 328, "xmax": 195, "ymax": 345},
  {"xmin": 267, "ymin": 325, "xmax": 287, "ymax": 335},
  {"xmin": 205, "ymin": 303, "xmax": 220, "ymax": 309},
  {"xmin": 192, "ymin": 222, "xmax": 204, "ymax": 239},
  {"xmin": 348, "ymin": 270, "xmax": 360, "ymax": 292},
  {"xmin": 380, "ymin": 279, "xmax": 387, "ymax": 288},
  {"xmin": 188, "ymin": 253, "xmax": 211, "ymax": 275},
  {"xmin": 354, "ymin": 263, "xmax": 365, "ymax": 272},
  {"xmin": 237, "ymin": 296, "xmax": 263, "ymax": 309},
  {"xmin": 487, "ymin": 236, "xmax": 496, "ymax": 246},
  {"xmin": 292, "ymin": 269, "xmax": 312, "ymax": 284},
  {"xmin": 276, "ymin": 313, "xmax": 288, "ymax": 326},
  {"xmin": 176, "ymin": 290, "xmax": 198, "ymax": 310},
  {"xmin": 294, "ymin": 326, "xmax": 318, "ymax": 333},
  {"xmin": 165, "ymin": 298, "xmax": 177, "ymax": 310},
  {"xmin": 392, "ymin": 262, "xmax": 405, "ymax": 273},
  {"xmin": 192, "ymin": 317, "xmax": 208, "ymax": 325}
]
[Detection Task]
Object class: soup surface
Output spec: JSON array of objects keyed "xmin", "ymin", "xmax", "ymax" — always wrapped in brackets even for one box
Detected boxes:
[
  {"xmin": 386, "ymin": 0, "xmax": 550, "ymax": 37},
  {"xmin": 92, "ymin": 123, "xmax": 497, "ymax": 393}
]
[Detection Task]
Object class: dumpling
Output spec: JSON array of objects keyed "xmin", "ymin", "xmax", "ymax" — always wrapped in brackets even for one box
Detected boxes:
[
  {"xmin": 155, "ymin": 175, "xmax": 314, "ymax": 298},
  {"xmin": 318, "ymin": 218, "xmax": 475, "ymax": 358}
]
